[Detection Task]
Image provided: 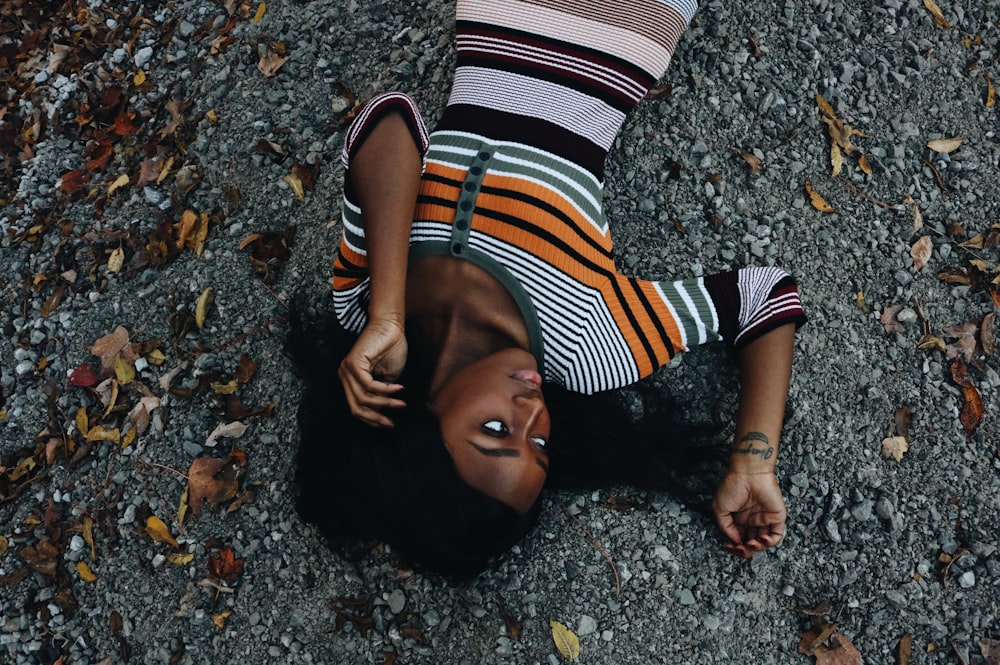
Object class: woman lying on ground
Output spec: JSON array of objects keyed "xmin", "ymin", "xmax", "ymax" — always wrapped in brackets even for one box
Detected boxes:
[{"xmin": 292, "ymin": 0, "xmax": 806, "ymax": 575}]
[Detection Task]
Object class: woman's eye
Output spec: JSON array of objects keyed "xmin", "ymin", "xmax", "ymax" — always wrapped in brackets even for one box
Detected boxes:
[
  {"xmin": 532, "ymin": 437, "xmax": 547, "ymax": 449},
  {"xmin": 482, "ymin": 420, "xmax": 508, "ymax": 435}
]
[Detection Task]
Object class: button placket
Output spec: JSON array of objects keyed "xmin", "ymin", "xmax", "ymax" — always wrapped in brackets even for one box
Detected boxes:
[{"xmin": 449, "ymin": 143, "xmax": 494, "ymax": 257}]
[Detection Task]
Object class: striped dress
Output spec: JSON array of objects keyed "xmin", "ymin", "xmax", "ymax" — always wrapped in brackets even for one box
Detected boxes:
[{"xmin": 333, "ymin": 0, "xmax": 806, "ymax": 394}]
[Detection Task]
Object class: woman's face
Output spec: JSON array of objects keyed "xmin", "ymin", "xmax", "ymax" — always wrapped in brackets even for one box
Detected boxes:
[{"xmin": 430, "ymin": 348, "xmax": 550, "ymax": 514}]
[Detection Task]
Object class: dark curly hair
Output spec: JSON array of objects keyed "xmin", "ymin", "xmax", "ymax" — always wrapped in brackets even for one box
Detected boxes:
[{"xmin": 289, "ymin": 309, "xmax": 722, "ymax": 576}]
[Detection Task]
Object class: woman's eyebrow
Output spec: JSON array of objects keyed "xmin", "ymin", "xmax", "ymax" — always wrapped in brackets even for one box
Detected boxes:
[{"xmin": 466, "ymin": 440, "xmax": 520, "ymax": 457}]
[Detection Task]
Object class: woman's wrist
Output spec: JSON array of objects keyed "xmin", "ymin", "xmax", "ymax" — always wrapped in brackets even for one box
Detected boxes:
[{"xmin": 728, "ymin": 430, "xmax": 778, "ymax": 474}]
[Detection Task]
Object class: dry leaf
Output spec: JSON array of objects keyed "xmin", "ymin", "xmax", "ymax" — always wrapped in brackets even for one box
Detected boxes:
[
  {"xmin": 980, "ymin": 638, "xmax": 1000, "ymax": 665},
  {"xmin": 881, "ymin": 436, "xmax": 909, "ymax": 462},
  {"xmin": 211, "ymin": 380, "xmax": 238, "ymax": 395},
  {"xmin": 944, "ymin": 322, "xmax": 977, "ymax": 363},
  {"xmin": 895, "ymin": 406, "xmax": 912, "ymax": 443},
  {"xmin": 76, "ymin": 561, "xmax": 98, "ymax": 583},
  {"xmin": 880, "ymin": 305, "xmax": 905, "ymax": 334},
  {"xmin": 113, "ymin": 354, "xmax": 135, "ymax": 385},
  {"xmin": 902, "ymin": 194, "xmax": 923, "ymax": 232},
  {"xmin": 805, "ymin": 179, "xmax": 836, "ymax": 213},
  {"xmin": 986, "ymin": 73, "xmax": 997, "ymax": 108},
  {"xmin": 167, "ymin": 552, "xmax": 194, "ymax": 565},
  {"xmin": 85, "ymin": 425, "xmax": 121, "ymax": 444},
  {"xmin": 798, "ymin": 629, "xmax": 862, "ymax": 665},
  {"xmin": 252, "ymin": 2, "xmax": 266, "ymax": 22},
  {"xmin": 18, "ymin": 538, "xmax": 59, "ymax": 576},
  {"xmin": 257, "ymin": 51, "xmax": 289, "ymax": 77},
  {"xmin": 950, "ymin": 359, "xmax": 984, "ymax": 439},
  {"xmin": 0, "ymin": 536, "xmax": 7, "ymax": 556},
  {"xmin": 207, "ymin": 546, "xmax": 246, "ymax": 586},
  {"xmin": 145, "ymin": 516, "xmax": 179, "ymax": 547},
  {"xmin": 178, "ymin": 486, "xmax": 189, "ymax": 526},
  {"xmin": 917, "ymin": 334, "xmax": 947, "ymax": 352},
  {"xmin": 927, "ymin": 137, "xmax": 962, "ymax": 153},
  {"xmin": 910, "ymin": 236, "xmax": 933, "ymax": 271},
  {"xmin": 858, "ymin": 154, "xmax": 872, "ymax": 175},
  {"xmin": 898, "ymin": 634, "xmax": 913, "ymax": 665},
  {"xmin": 107, "ymin": 174, "xmax": 130, "ymax": 196},
  {"xmin": 922, "ymin": 0, "xmax": 952, "ymax": 29},
  {"xmin": 90, "ymin": 326, "xmax": 138, "ymax": 377},
  {"xmin": 550, "ymin": 620, "xmax": 580, "ymax": 661},
  {"xmin": 204, "ymin": 421, "xmax": 248, "ymax": 448},
  {"xmin": 213, "ymin": 610, "xmax": 234, "ymax": 631},
  {"xmin": 235, "ymin": 355, "xmax": 258, "ymax": 383},
  {"xmin": 283, "ymin": 172, "xmax": 305, "ymax": 203},
  {"xmin": 160, "ymin": 100, "xmax": 185, "ymax": 140},
  {"xmin": 982, "ymin": 313, "xmax": 996, "ymax": 355},
  {"xmin": 815, "ymin": 94, "xmax": 836, "ymax": 118},
  {"xmin": 830, "ymin": 143, "xmax": 843, "ymax": 176},
  {"xmin": 187, "ymin": 452, "xmax": 246, "ymax": 516},
  {"xmin": 68, "ymin": 364, "xmax": 99, "ymax": 387},
  {"xmin": 195, "ymin": 288, "xmax": 214, "ymax": 329}
]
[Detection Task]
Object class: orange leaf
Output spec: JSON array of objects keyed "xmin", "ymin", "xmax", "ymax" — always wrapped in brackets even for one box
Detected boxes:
[
  {"xmin": 113, "ymin": 109, "xmax": 139, "ymax": 136},
  {"xmin": 207, "ymin": 546, "xmax": 245, "ymax": 586},
  {"xmin": 922, "ymin": 0, "xmax": 951, "ymax": 28},
  {"xmin": 187, "ymin": 452, "xmax": 246, "ymax": 517},
  {"xmin": 58, "ymin": 169, "xmax": 90, "ymax": 194},
  {"xmin": 950, "ymin": 359, "xmax": 984, "ymax": 439},
  {"xmin": 805, "ymin": 179, "xmax": 836, "ymax": 213}
]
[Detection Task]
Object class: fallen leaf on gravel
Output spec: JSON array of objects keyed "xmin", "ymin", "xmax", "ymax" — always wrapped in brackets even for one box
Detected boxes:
[
  {"xmin": 254, "ymin": 138, "xmax": 287, "ymax": 162},
  {"xmin": 18, "ymin": 538, "xmax": 59, "ymax": 576},
  {"xmin": 895, "ymin": 406, "xmax": 912, "ymax": 443},
  {"xmin": 82, "ymin": 515, "xmax": 96, "ymax": 561},
  {"xmin": 937, "ymin": 266, "xmax": 970, "ymax": 285},
  {"xmin": 917, "ymin": 334, "xmax": 947, "ymax": 352},
  {"xmin": 550, "ymin": 620, "xmax": 580, "ymax": 661},
  {"xmin": 881, "ymin": 436, "xmax": 908, "ymax": 462},
  {"xmin": 76, "ymin": 561, "xmax": 98, "ymax": 583},
  {"xmin": 252, "ymin": 2, "xmax": 266, "ymax": 23},
  {"xmin": 798, "ymin": 629, "xmax": 862, "ymax": 665},
  {"xmin": 979, "ymin": 638, "xmax": 1000, "ymax": 665},
  {"xmin": 85, "ymin": 425, "xmax": 120, "ymax": 444},
  {"xmin": 126, "ymin": 396, "xmax": 160, "ymax": 435},
  {"xmin": 880, "ymin": 305, "xmax": 905, "ymax": 334},
  {"xmin": 950, "ymin": 359, "xmax": 984, "ymax": 439},
  {"xmin": 210, "ymin": 380, "xmax": 238, "ymax": 395},
  {"xmin": 982, "ymin": 313, "xmax": 996, "ymax": 355},
  {"xmin": 160, "ymin": 100, "xmax": 186, "ymax": 140},
  {"xmin": 207, "ymin": 546, "xmax": 245, "ymax": 586},
  {"xmin": 213, "ymin": 609, "xmax": 234, "ymax": 630},
  {"xmin": 927, "ymin": 137, "xmax": 962, "ymax": 153},
  {"xmin": 195, "ymin": 287, "xmax": 214, "ymax": 329},
  {"xmin": 68, "ymin": 364, "xmax": 100, "ymax": 387},
  {"xmin": 858, "ymin": 154, "xmax": 872, "ymax": 175},
  {"xmin": 106, "ymin": 246, "xmax": 125, "ymax": 274},
  {"xmin": 145, "ymin": 516, "xmax": 179, "ymax": 548},
  {"xmin": 90, "ymin": 326, "xmax": 139, "ymax": 377},
  {"xmin": 106, "ymin": 173, "xmax": 129, "ymax": 196},
  {"xmin": 897, "ymin": 634, "xmax": 912, "ymax": 665},
  {"xmin": 910, "ymin": 236, "xmax": 932, "ymax": 271},
  {"xmin": 204, "ymin": 421, "xmax": 248, "ymax": 448},
  {"xmin": 58, "ymin": 169, "xmax": 90, "ymax": 194},
  {"xmin": 902, "ymin": 193, "xmax": 923, "ymax": 232},
  {"xmin": 922, "ymin": 0, "xmax": 951, "ymax": 28},
  {"xmin": 257, "ymin": 50, "xmax": 288, "ymax": 77},
  {"xmin": 187, "ymin": 452, "xmax": 247, "ymax": 516},
  {"xmin": 944, "ymin": 322, "xmax": 977, "ymax": 363},
  {"xmin": 114, "ymin": 354, "xmax": 134, "ymax": 384},
  {"xmin": 235, "ymin": 354, "xmax": 258, "ymax": 383},
  {"xmin": 283, "ymin": 171, "xmax": 305, "ymax": 203},
  {"xmin": 985, "ymin": 73, "xmax": 997, "ymax": 108},
  {"xmin": 805, "ymin": 179, "xmax": 836, "ymax": 213},
  {"xmin": 167, "ymin": 552, "xmax": 194, "ymax": 566}
]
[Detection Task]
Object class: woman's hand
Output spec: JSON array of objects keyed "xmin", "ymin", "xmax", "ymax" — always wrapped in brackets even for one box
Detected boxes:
[
  {"xmin": 711, "ymin": 470, "xmax": 787, "ymax": 558},
  {"xmin": 339, "ymin": 318, "xmax": 408, "ymax": 428}
]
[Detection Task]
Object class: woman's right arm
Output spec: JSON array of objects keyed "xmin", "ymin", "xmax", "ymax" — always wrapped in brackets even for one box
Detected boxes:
[{"xmin": 337, "ymin": 107, "xmax": 425, "ymax": 428}]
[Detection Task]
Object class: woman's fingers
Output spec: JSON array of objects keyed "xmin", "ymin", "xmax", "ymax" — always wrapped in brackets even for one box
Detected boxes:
[{"xmin": 340, "ymin": 367, "xmax": 407, "ymax": 428}]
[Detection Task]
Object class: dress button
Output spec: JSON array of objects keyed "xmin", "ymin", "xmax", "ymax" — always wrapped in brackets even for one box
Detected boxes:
[
  {"xmin": 452, "ymin": 243, "xmax": 464, "ymax": 255},
  {"xmin": 455, "ymin": 219, "xmax": 468, "ymax": 230},
  {"xmin": 464, "ymin": 182, "xmax": 477, "ymax": 192},
  {"xmin": 460, "ymin": 200, "xmax": 472, "ymax": 211},
  {"xmin": 469, "ymin": 166, "xmax": 482, "ymax": 176},
  {"xmin": 478, "ymin": 151, "xmax": 490, "ymax": 161}
]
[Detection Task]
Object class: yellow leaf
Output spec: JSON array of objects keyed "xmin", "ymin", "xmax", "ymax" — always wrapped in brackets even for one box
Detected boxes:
[
  {"xmin": 205, "ymin": 108, "xmax": 219, "ymax": 124},
  {"xmin": 107, "ymin": 173, "xmax": 130, "ymax": 196},
  {"xmin": 252, "ymin": 2, "xmax": 266, "ymax": 22},
  {"xmin": 76, "ymin": 561, "xmax": 98, "ymax": 583},
  {"xmin": 133, "ymin": 69, "xmax": 147, "ymax": 86},
  {"xmin": 550, "ymin": 620, "xmax": 580, "ymax": 661},
  {"xmin": 156, "ymin": 155, "xmax": 175, "ymax": 184},
  {"xmin": 858, "ymin": 153, "xmax": 872, "ymax": 175},
  {"xmin": 147, "ymin": 349, "xmax": 167, "ymax": 366},
  {"xmin": 145, "ymin": 516, "xmax": 179, "ymax": 548},
  {"xmin": 195, "ymin": 287, "xmax": 214, "ymax": 329},
  {"xmin": 0, "ymin": 535, "xmax": 8, "ymax": 556},
  {"xmin": 210, "ymin": 380, "xmax": 239, "ymax": 395},
  {"xmin": 75, "ymin": 406, "xmax": 89, "ymax": 437},
  {"xmin": 213, "ymin": 610, "xmax": 234, "ymax": 631},
  {"xmin": 85, "ymin": 425, "xmax": 121, "ymax": 444},
  {"xmin": 121, "ymin": 427, "xmax": 136, "ymax": 449},
  {"xmin": 114, "ymin": 353, "xmax": 135, "ymax": 385},
  {"xmin": 167, "ymin": 551, "xmax": 194, "ymax": 565},
  {"xmin": 923, "ymin": 0, "xmax": 951, "ymax": 28},
  {"xmin": 856, "ymin": 291, "xmax": 870, "ymax": 314},
  {"xmin": 82, "ymin": 514, "xmax": 96, "ymax": 561},
  {"xmin": 805, "ymin": 179, "xmax": 836, "ymax": 213},
  {"xmin": 106, "ymin": 246, "xmax": 125, "ymax": 274},
  {"xmin": 927, "ymin": 137, "xmax": 963, "ymax": 153},
  {"xmin": 830, "ymin": 143, "xmax": 843, "ymax": 177},
  {"xmin": 192, "ymin": 212, "xmax": 209, "ymax": 256},
  {"xmin": 815, "ymin": 94, "xmax": 836, "ymax": 118},
  {"xmin": 283, "ymin": 172, "xmax": 305, "ymax": 203},
  {"xmin": 178, "ymin": 486, "xmax": 189, "ymax": 526}
]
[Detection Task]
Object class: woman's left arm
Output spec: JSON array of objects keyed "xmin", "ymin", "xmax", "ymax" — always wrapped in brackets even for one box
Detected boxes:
[{"xmin": 711, "ymin": 322, "xmax": 795, "ymax": 558}]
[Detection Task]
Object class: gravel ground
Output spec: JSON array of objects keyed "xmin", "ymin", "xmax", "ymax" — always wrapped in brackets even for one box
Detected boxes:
[{"xmin": 2, "ymin": 0, "xmax": 999, "ymax": 663}]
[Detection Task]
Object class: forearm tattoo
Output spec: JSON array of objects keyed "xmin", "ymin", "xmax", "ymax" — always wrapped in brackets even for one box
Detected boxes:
[{"xmin": 733, "ymin": 431, "xmax": 774, "ymax": 460}]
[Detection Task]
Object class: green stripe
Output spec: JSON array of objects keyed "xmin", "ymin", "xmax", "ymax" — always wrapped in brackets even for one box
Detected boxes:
[{"xmin": 657, "ymin": 278, "xmax": 720, "ymax": 346}]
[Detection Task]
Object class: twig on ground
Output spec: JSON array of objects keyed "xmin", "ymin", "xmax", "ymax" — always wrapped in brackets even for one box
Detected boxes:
[{"xmin": 557, "ymin": 502, "xmax": 621, "ymax": 598}]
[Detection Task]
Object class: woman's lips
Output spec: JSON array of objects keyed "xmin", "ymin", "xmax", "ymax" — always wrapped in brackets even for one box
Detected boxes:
[{"xmin": 510, "ymin": 369, "xmax": 542, "ymax": 390}]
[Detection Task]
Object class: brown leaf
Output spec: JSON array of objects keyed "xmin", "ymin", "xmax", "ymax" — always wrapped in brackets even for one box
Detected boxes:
[
  {"xmin": 922, "ymin": 0, "xmax": 952, "ymax": 28},
  {"xmin": 944, "ymin": 322, "xmax": 978, "ymax": 363},
  {"xmin": 897, "ymin": 634, "xmax": 912, "ymax": 665},
  {"xmin": 18, "ymin": 538, "xmax": 59, "ymax": 576},
  {"xmin": 76, "ymin": 561, "xmax": 98, "ymax": 583},
  {"xmin": 805, "ymin": 179, "xmax": 836, "ymax": 213},
  {"xmin": 160, "ymin": 100, "xmax": 185, "ymax": 140},
  {"xmin": 283, "ymin": 171, "xmax": 305, "ymax": 203},
  {"xmin": 257, "ymin": 51, "xmax": 289, "ymax": 77},
  {"xmin": 982, "ymin": 313, "xmax": 996, "ymax": 356},
  {"xmin": 798, "ymin": 629, "xmax": 863, "ymax": 665},
  {"xmin": 58, "ymin": 169, "xmax": 90, "ymax": 194},
  {"xmin": 85, "ymin": 140, "xmax": 114, "ymax": 171},
  {"xmin": 235, "ymin": 355, "xmax": 258, "ymax": 384},
  {"xmin": 187, "ymin": 453, "xmax": 246, "ymax": 516},
  {"xmin": 90, "ymin": 326, "xmax": 138, "ymax": 377},
  {"xmin": 880, "ymin": 305, "xmax": 905, "ymax": 334},
  {"xmin": 927, "ymin": 137, "xmax": 962, "ymax": 153},
  {"xmin": 917, "ymin": 333, "xmax": 947, "ymax": 352},
  {"xmin": 858, "ymin": 153, "xmax": 872, "ymax": 175},
  {"xmin": 881, "ymin": 436, "xmax": 909, "ymax": 462},
  {"xmin": 134, "ymin": 159, "xmax": 162, "ymax": 189},
  {"xmin": 985, "ymin": 73, "xmax": 997, "ymax": 108},
  {"xmin": 910, "ymin": 236, "xmax": 932, "ymax": 271},
  {"xmin": 980, "ymin": 638, "xmax": 1000, "ymax": 665},
  {"xmin": 937, "ymin": 266, "xmax": 971, "ymax": 285},
  {"xmin": 113, "ymin": 109, "xmax": 139, "ymax": 136},
  {"xmin": 950, "ymin": 359, "xmax": 984, "ymax": 439},
  {"xmin": 204, "ymin": 421, "xmax": 249, "ymax": 448},
  {"xmin": 815, "ymin": 94, "xmax": 837, "ymax": 118},
  {"xmin": 195, "ymin": 287, "xmax": 214, "ymax": 329},
  {"xmin": 901, "ymin": 193, "xmax": 923, "ymax": 232},
  {"xmin": 292, "ymin": 162, "xmax": 315, "ymax": 191},
  {"xmin": 207, "ymin": 546, "xmax": 245, "ymax": 586},
  {"xmin": 254, "ymin": 138, "xmax": 287, "ymax": 162}
]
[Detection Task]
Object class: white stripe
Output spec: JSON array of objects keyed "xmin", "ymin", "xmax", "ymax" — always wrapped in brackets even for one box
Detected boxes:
[
  {"xmin": 488, "ymin": 163, "xmax": 606, "ymax": 234},
  {"xmin": 448, "ymin": 67, "xmax": 625, "ymax": 151}
]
